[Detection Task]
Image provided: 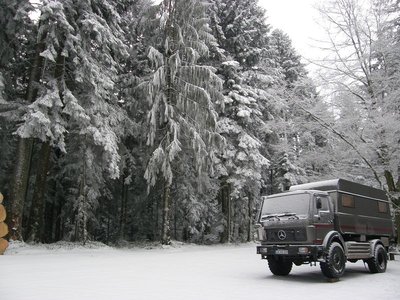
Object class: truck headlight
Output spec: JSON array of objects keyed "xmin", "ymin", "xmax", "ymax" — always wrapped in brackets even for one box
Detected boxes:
[
  {"xmin": 298, "ymin": 247, "xmax": 309, "ymax": 254},
  {"xmin": 259, "ymin": 247, "xmax": 268, "ymax": 254}
]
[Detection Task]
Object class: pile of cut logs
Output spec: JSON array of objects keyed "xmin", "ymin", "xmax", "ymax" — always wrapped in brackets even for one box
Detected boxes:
[{"xmin": 0, "ymin": 192, "xmax": 8, "ymax": 254}]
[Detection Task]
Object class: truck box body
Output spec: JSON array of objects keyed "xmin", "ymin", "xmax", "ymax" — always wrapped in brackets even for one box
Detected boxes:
[{"xmin": 289, "ymin": 179, "xmax": 393, "ymax": 239}]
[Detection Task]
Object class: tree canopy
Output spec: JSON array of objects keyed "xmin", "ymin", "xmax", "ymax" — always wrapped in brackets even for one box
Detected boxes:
[{"xmin": 1, "ymin": 0, "xmax": 398, "ymax": 245}]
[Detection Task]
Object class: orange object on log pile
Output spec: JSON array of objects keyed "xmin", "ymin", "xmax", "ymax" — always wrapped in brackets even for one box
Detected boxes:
[
  {"xmin": 0, "ymin": 192, "xmax": 9, "ymax": 255},
  {"xmin": 0, "ymin": 204, "xmax": 6, "ymax": 222},
  {"xmin": 0, "ymin": 238, "xmax": 8, "ymax": 255},
  {"xmin": 0, "ymin": 222, "xmax": 8, "ymax": 238}
]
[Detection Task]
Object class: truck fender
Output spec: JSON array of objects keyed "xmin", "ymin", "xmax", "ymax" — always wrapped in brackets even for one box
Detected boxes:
[
  {"xmin": 369, "ymin": 239, "xmax": 383, "ymax": 257},
  {"xmin": 322, "ymin": 231, "xmax": 345, "ymax": 251}
]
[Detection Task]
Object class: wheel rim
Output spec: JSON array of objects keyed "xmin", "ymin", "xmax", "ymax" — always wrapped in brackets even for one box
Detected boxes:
[
  {"xmin": 377, "ymin": 250, "xmax": 386, "ymax": 269},
  {"xmin": 333, "ymin": 249, "xmax": 344, "ymax": 272}
]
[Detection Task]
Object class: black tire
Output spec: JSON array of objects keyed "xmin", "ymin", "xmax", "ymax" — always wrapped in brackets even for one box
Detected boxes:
[
  {"xmin": 367, "ymin": 244, "xmax": 387, "ymax": 273},
  {"xmin": 267, "ymin": 257, "xmax": 293, "ymax": 276},
  {"xmin": 320, "ymin": 242, "xmax": 346, "ymax": 278}
]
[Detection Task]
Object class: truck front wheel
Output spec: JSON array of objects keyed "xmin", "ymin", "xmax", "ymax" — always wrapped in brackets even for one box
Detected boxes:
[
  {"xmin": 320, "ymin": 242, "xmax": 346, "ymax": 278},
  {"xmin": 367, "ymin": 244, "xmax": 387, "ymax": 273},
  {"xmin": 267, "ymin": 257, "xmax": 292, "ymax": 276}
]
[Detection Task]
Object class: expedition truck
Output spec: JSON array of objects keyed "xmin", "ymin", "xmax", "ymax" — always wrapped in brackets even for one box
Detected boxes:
[{"xmin": 256, "ymin": 179, "xmax": 395, "ymax": 278}]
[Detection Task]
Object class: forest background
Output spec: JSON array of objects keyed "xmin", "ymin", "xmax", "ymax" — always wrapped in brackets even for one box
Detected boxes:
[{"xmin": 1, "ymin": 0, "xmax": 399, "ymax": 246}]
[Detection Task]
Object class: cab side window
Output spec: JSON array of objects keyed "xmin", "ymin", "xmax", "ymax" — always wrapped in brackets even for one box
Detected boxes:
[{"xmin": 316, "ymin": 196, "xmax": 330, "ymax": 211}]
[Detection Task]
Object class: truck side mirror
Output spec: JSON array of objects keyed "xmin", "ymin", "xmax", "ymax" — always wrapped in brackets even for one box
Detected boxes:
[{"xmin": 316, "ymin": 198, "xmax": 322, "ymax": 210}]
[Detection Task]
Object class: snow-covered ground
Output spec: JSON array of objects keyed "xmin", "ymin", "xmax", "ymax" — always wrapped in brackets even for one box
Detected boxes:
[{"xmin": 1, "ymin": 242, "xmax": 399, "ymax": 300}]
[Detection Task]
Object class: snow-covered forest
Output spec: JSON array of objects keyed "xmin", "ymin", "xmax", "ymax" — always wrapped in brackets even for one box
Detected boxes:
[{"xmin": 0, "ymin": 0, "xmax": 399, "ymax": 246}]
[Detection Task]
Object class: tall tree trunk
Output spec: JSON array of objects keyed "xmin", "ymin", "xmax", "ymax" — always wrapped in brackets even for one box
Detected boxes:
[
  {"xmin": 118, "ymin": 176, "xmax": 128, "ymax": 240},
  {"xmin": 9, "ymin": 138, "xmax": 34, "ymax": 241},
  {"xmin": 8, "ymin": 26, "xmax": 48, "ymax": 241},
  {"xmin": 247, "ymin": 195, "xmax": 252, "ymax": 242},
  {"xmin": 161, "ymin": 181, "xmax": 171, "ymax": 245},
  {"xmin": 173, "ymin": 195, "xmax": 177, "ymax": 240},
  {"xmin": 26, "ymin": 141, "xmax": 51, "ymax": 242},
  {"xmin": 219, "ymin": 178, "xmax": 231, "ymax": 243},
  {"xmin": 43, "ymin": 196, "xmax": 54, "ymax": 243},
  {"xmin": 77, "ymin": 148, "xmax": 88, "ymax": 245},
  {"xmin": 54, "ymin": 200, "xmax": 63, "ymax": 242}
]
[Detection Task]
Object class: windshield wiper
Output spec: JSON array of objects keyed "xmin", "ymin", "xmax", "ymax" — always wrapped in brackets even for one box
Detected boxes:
[
  {"xmin": 260, "ymin": 214, "xmax": 281, "ymax": 221},
  {"xmin": 277, "ymin": 212, "xmax": 299, "ymax": 219}
]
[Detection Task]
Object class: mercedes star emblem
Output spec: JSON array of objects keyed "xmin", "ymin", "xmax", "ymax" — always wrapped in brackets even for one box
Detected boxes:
[{"xmin": 278, "ymin": 230, "xmax": 286, "ymax": 240}]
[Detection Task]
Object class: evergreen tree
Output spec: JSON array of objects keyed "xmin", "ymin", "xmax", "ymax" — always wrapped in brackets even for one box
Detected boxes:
[
  {"xmin": 0, "ymin": 0, "xmax": 35, "ymax": 211},
  {"xmin": 270, "ymin": 29, "xmax": 306, "ymax": 85},
  {"xmin": 3, "ymin": 0, "xmax": 44, "ymax": 241},
  {"xmin": 9, "ymin": 0, "xmax": 132, "ymax": 243},
  {"xmin": 266, "ymin": 28, "xmax": 332, "ymax": 192},
  {"xmin": 208, "ymin": 0, "xmax": 274, "ymax": 242},
  {"xmin": 137, "ymin": 0, "xmax": 223, "ymax": 244}
]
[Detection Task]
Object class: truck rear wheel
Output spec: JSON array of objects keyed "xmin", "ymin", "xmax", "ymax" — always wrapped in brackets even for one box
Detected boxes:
[
  {"xmin": 367, "ymin": 244, "xmax": 387, "ymax": 273},
  {"xmin": 320, "ymin": 242, "xmax": 346, "ymax": 278},
  {"xmin": 267, "ymin": 257, "xmax": 292, "ymax": 276}
]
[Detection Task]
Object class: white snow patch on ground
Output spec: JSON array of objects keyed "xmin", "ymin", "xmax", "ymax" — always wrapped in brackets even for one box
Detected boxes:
[{"xmin": 1, "ymin": 242, "xmax": 400, "ymax": 300}]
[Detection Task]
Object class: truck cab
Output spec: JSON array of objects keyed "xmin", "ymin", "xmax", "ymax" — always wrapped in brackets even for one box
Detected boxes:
[{"xmin": 258, "ymin": 190, "xmax": 334, "ymax": 244}]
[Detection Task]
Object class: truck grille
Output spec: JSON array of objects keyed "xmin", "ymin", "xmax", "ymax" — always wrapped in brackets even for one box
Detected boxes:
[{"xmin": 266, "ymin": 228, "xmax": 307, "ymax": 242}]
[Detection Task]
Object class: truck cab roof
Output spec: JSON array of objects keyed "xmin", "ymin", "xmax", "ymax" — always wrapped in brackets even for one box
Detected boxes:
[{"xmin": 263, "ymin": 189, "xmax": 329, "ymax": 199}]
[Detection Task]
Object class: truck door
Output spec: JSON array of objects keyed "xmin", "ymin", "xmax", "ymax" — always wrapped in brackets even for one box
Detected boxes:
[{"xmin": 313, "ymin": 195, "xmax": 334, "ymax": 243}]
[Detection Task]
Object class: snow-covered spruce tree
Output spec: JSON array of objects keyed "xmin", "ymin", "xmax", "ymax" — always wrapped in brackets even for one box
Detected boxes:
[
  {"xmin": 264, "ymin": 29, "xmax": 332, "ymax": 192},
  {"xmin": 212, "ymin": 0, "xmax": 270, "ymax": 69},
  {"xmin": 63, "ymin": 0, "xmax": 131, "ymax": 243},
  {"xmin": 15, "ymin": 0, "xmax": 130, "ymax": 243},
  {"xmin": 2, "ymin": 0, "xmax": 45, "ymax": 241},
  {"xmin": 208, "ymin": 0, "xmax": 273, "ymax": 242},
  {"xmin": 216, "ymin": 62, "xmax": 271, "ymax": 242},
  {"xmin": 0, "ymin": 0, "xmax": 34, "ymax": 198},
  {"xmin": 0, "ymin": 0, "xmax": 34, "ymax": 103},
  {"xmin": 161, "ymin": 149, "xmax": 220, "ymax": 243},
  {"xmin": 103, "ymin": 0, "xmax": 152, "ymax": 243},
  {"xmin": 137, "ymin": 0, "xmax": 223, "ymax": 245},
  {"xmin": 17, "ymin": 1, "xmax": 73, "ymax": 242},
  {"xmin": 269, "ymin": 29, "xmax": 307, "ymax": 86}
]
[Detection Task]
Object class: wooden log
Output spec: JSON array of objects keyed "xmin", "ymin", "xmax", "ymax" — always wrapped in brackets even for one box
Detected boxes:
[
  {"xmin": 0, "ymin": 222, "xmax": 8, "ymax": 238},
  {"xmin": 0, "ymin": 196, "xmax": 9, "ymax": 255},
  {"xmin": 0, "ymin": 204, "xmax": 6, "ymax": 222},
  {"xmin": 0, "ymin": 237, "xmax": 8, "ymax": 255}
]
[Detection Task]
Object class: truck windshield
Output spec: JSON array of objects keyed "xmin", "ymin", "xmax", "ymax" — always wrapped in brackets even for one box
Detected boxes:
[{"xmin": 260, "ymin": 193, "xmax": 310, "ymax": 220}]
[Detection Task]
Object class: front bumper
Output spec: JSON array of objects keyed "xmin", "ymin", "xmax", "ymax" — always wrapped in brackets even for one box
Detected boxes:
[{"xmin": 257, "ymin": 244, "xmax": 324, "ymax": 261}]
